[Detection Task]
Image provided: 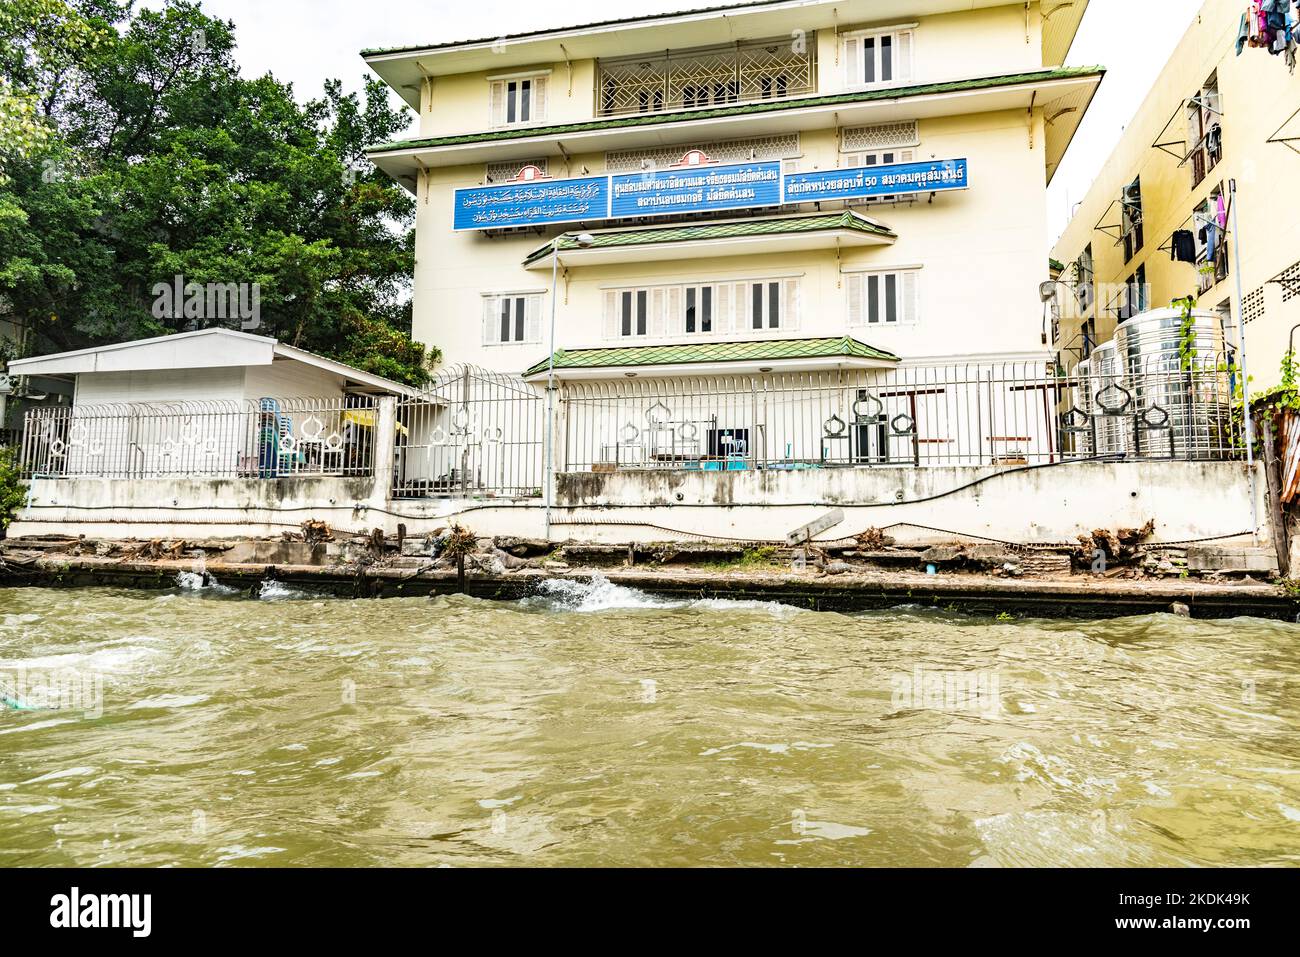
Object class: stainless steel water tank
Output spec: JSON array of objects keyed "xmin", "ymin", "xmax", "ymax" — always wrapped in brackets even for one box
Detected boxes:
[
  {"xmin": 1113, "ymin": 307, "xmax": 1229, "ymax": 459},
  {"xmin": 1089, "ymin": 341, "xmax": 1128, "ymax": 456},
  {"xmin": 1070, "ymin": 358, "xmax": 1094, "ymax": 457}
]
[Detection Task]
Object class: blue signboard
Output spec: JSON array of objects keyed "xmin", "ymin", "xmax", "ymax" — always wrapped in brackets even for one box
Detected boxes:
[
  {"xmin": 452, "ymin": 158, "xmax": 969, "ymax": 230},
  {"xmin": 783, "ymin": 158, "xmax": 969, "ymax": 203},
  {"xmin": 609, "ymin": 161, "xmax": 783, "ymax": 220},
  {"xmin": 453, "ymin": 175, "xmax": 610, "ymax": 231}
]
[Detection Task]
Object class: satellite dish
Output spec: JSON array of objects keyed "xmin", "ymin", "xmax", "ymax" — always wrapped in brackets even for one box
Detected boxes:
[{"xmin": 1038, "ymin": 281, "xmax": 1059, "ymax": 303}]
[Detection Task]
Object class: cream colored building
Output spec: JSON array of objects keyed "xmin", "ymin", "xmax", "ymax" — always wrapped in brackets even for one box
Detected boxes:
[
  {"xmin": 365, "ymin": 0, "xmax": 1098, "ymax": 380},
  {"xmin": 1051, "ymin": 0, "xmax": 1300, "ymax": 386}
]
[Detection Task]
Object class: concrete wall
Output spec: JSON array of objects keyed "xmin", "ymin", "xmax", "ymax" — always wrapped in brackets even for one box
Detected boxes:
[{"xmin": 10, "ymin": 461, "xmax": 1267, "ymax": 552}]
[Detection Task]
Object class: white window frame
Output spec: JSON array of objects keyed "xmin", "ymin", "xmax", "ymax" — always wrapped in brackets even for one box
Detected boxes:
[
  {"xmin": 844, "ymin": 267, "xmax": 921, "ymax": 328},
  {"xmin": 841, "ymin": 146, "xmax": 917, "ymax": 205},
  {"xmin": 682, "ymin": 284, "xmax": 716, "ymax": 335},
  {"xmin": 602, "ymin": 277, "xmax": 800, "ymax": 341},
  {"xmin": 841, "ymin": 24, "xmax": 916, "ymax": 89},
  {"xmin": 481, "ymin": 292, "xmax": 543, "ymax": 346},
  {"xmin": 489, "ymin": 70, "xmax": 550, "ymax": 127}
]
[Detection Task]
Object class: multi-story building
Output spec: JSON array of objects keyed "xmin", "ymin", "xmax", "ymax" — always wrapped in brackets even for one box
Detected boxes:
[
  {"xmin": 1051, "ymin": 0, "xmax": 1300, "ymax": 384},
  {"xmin": 365, "ymin": 0, "xmax": 1098, "ymax": 382}
]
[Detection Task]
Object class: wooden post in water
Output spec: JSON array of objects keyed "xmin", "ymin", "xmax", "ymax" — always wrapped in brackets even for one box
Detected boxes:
[{"xmin": 1262, "ymin": 421, "xmax": 1291, "ymax": 578}]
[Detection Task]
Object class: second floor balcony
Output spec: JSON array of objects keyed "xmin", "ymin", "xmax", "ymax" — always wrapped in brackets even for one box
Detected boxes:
[{"xmin": 596, "ymin": 36, "xmax": 817, "ymax": 118}]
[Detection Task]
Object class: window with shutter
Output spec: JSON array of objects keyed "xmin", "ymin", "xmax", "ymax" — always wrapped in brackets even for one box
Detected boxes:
[
  {"xmin": 488, "ymin": 73, "xmax": 548, "ymax": 127},
  {"xmin": 683, "ymin": 285, "xmax": 715, "ymax": 334},
  {"xmin": 845, "ymin": 268, "xmax": 921, "ymax": 327},
  {"xmin": 603, "ymin": 291, "xmax": 619, "ymax": 340},
  {"xmin": 602, "ymin": 278, "xmax": 797, "ymax": 341},
  {"xmin": 749, "ymin": 280, "xmax": 785, "ymax": 330},
  {"xmin": 480, "ymin": 293, "xmax": 543, "ymax": 344},
  {"xmin": 842, "ymin": 28, "xmax": 915, "ymax": 87}
]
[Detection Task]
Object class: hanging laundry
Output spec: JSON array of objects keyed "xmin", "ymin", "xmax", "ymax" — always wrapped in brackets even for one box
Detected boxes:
[
  {"xmin": 1170, "ymin": 229, "xmax": 1197, "ymax": 264},
  {"xmin": 1216, "ymin": 192, "xmax": 1228, "ymax": 228},
  {"xmin": 1206, "ymin": 122, "xmax": 1223, "ymax": 161},
  {"xmin": 1200, "ymin": 221, "xmax": 1219, "ymax": 261}
]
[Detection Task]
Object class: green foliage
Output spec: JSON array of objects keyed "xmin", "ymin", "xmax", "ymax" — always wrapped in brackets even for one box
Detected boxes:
[
  {"xmin": 0, "ymin": 0, "xmax": 433, "ymax": 385},
  {"xmin": 0, "ymin": 446, "xmax": 29, "ymax": 532},
  {"xmin": 1171, "ymin": 294, "xmax": 1198, "ymax": 372},
  {"xmin": 701, "ymin": 545, "xmax": 781, "ymax": 570}
]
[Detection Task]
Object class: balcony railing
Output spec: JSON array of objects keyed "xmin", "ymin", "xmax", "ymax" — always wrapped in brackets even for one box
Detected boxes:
[{"xmin": 596, "ymin": 37, "xmax": 817, "ymax": 118}]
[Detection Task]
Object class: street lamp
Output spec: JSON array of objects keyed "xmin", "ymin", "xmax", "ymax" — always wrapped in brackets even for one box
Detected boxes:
[{"xmin": 544, "ymin": 231, "xmax": 594, "ymax": 541}]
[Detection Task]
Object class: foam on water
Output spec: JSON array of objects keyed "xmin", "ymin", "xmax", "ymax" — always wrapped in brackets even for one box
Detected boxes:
[
  {"xmin": 175, "ymin": 571, "xmax": 238, "ymax": 595},
  {"xmin": 531, "ymin": 573, "xmax": 796, "ymax": 616},
  {"xmin": 533, "ymin": 574, "xmax": 677, "ymax": 612},
  {"xmin": 258, "ymin": 579, "xmax": 313, "ymax": 601}
]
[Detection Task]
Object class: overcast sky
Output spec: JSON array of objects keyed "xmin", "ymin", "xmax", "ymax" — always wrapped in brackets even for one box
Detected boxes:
[{"xmin": 142, "ymin": 0, "xmax": 1200, "ymax": 246}]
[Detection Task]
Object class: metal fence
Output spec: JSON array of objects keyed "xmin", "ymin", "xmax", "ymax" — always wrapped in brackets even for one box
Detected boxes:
[
  {"xmin": 18, "ymin": 358, "xmax": 1243, "ymax": 492},
  {"xmin": 19, "ymin": 396, "xmax": 377, "ymax": 480},
  {"xmin": 394, "ymin": 364, "xmax": 545, "ymax": 499},
  {"xmin": 561, "ymin": 357, "xmax": 1241, "ymax": 473}
]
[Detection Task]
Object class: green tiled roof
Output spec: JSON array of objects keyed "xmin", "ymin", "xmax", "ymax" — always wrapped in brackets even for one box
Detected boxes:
[
  {"xmin": 1048, "ymin": 257, "xmax": 1065, "ymax": 272},
  {"xmin": 523, "ymin": 336, "xmax": 899, "ymax": 377},
  {"xmin": 523, "ymin": 211, "xmax": 895, "ymax": 265},
  {"xmin": 362, "ymin": 0, "xmax": 791, "ymax": 56},
  {"xmin": 367, "ymin": 67, "xmax": 1104, "ymax": 154}
]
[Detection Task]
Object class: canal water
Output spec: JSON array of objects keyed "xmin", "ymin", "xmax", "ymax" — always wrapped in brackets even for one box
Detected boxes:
[{"xmin": 2, "ymin": 575, "xmax": 1299, "ymax": 867}]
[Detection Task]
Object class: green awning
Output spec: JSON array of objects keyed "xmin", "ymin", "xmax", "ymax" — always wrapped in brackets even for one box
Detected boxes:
[
  {"xmin": 522, "ymin": 211, "xmax": 895, "ymax": 266},
  {"xmin": 523, "ymin": 336, "xmax": 899, "ymax": 378}
]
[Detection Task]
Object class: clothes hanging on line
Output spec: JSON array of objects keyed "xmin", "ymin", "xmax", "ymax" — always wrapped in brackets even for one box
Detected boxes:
[
  {"xmin": 1200, "ymin": 221, "xmax": 1219, "ymax": 261},
  {"xmin": 1216, "ymin": 193, "xmax": 1228, "ymax": 229},
  {"xmin": 1170, "ymin": 229, "xmax": 1198, "ymax": 264},
  {"xmin": 1206, "ymin": 122, "xmax": 1223, "ymax": 161},
  {"xmin": 1241, "ymin": 1, "xmax": 1298, "ymax": 57}
]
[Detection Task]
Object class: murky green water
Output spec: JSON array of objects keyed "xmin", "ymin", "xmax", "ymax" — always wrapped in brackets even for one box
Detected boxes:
[{"xmin": 2, "ymin": 574, "xmax": 1299, "ymax": 867}]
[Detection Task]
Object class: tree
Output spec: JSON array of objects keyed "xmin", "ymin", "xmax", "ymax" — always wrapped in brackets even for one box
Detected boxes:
[{"xmin": 0, "ymin": 0, "xmax": 435, "ymax": 385}]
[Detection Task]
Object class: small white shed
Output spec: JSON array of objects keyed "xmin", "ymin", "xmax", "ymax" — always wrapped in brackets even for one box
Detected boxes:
[
  {"xmin": 8, "ymin": 329, "xmax": 418, "ymax": 480},
  {"xmin": 6, "ymin": 327, "xmax": 415, "ymax": 405}
]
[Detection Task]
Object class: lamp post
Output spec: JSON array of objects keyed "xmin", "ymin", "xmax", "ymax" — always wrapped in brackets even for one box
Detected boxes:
[{"xmin": 544, "ymin": 231, "xmax": 594, "ymax": 541}]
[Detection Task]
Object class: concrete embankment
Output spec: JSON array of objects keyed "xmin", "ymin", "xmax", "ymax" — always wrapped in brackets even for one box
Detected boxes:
[{"xmin": 3, "ymin": 548, "xmax": 1296, "ymax": 621}]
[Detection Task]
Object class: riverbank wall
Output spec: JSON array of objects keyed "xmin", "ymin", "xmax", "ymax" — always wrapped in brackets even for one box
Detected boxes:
[
  {"xmin": 8, "ymin": 460, "xmax": 1270, "ymax": 553},
  {"xmin": 3, "ymin": 533, "xmax": 1296, "ymax": 620}
]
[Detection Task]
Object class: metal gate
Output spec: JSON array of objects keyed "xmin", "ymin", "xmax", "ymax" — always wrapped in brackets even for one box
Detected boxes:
[{"xmin": 393, "ymin": 364, "xmax": 545, "ymax": 498}]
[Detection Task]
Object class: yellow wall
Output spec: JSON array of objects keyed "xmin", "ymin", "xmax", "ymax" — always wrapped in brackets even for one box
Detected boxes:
[{"xmin": 1051, "ymin": 0, "xmax": 1300, "ymax": 387}]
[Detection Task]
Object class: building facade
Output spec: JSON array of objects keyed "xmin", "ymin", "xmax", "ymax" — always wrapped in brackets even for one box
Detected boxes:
[
  {"xmin": 1051, "ymin": 0, "xmax": 1300, "ymax": 384},
  {"xmin": 365, "ymin": 0, "xmax": 1097, "ymax": 381}
]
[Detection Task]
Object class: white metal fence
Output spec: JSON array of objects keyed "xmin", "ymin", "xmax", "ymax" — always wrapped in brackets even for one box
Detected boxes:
[
  {"xmin": 561, "ymin": 358, "xmax": 1241, "ymax": 472},
  {"xmin": 19, "ymin": 396, "xmax": 377, "ymax": 480},
  {"xmin": 393, "ymin": 364, "xmax": 545, "ymax": 499},
  {"xmin": 18, "ymin": 359, "xmax": 1242, "ymax": 492}
]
